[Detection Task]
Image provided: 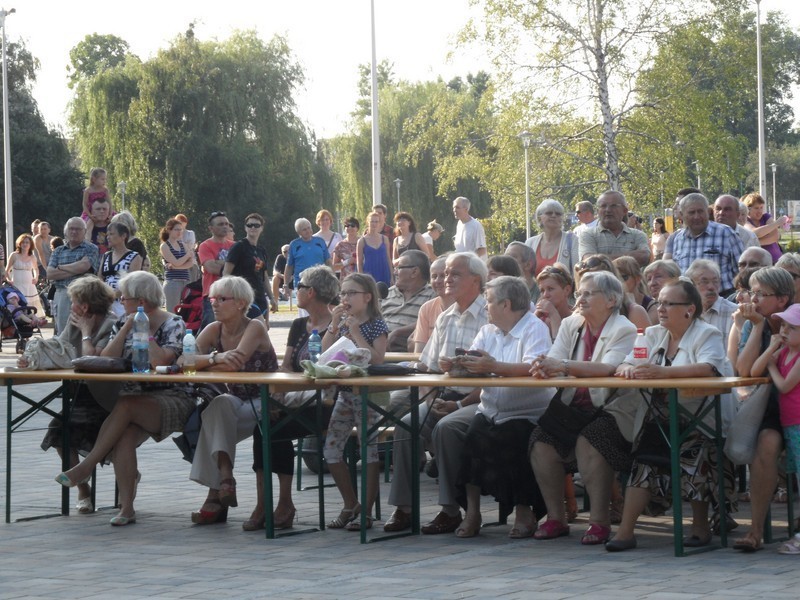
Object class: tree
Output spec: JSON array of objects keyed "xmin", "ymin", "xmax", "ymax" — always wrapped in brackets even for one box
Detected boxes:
[
  {"xmin": 67, "ymin": 33, "xmax": 130, "ymax": 88},
  {"xmin": 68, "ymin": 29, "xmax": 317, "ymax": 262},
  {"xmin": 0, "ymin": 41, "xmax": 84, "ymax": 241}
]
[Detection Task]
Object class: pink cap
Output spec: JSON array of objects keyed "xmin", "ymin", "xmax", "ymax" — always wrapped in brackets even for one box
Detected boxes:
[{"xmin": 773, "ymin": 304, "xmax": 800, "ymax": 326}]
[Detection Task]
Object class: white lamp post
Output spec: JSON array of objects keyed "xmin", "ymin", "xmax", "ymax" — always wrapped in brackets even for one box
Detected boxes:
[
  {"xmin": 1, "ymin": 7, "xmax": 15, "ymax": 254},
  {"xmin": 756, "ymin": 0, "xmax": 767, "ymax": 197},
  {"xmin": 770, "ymin": 163, "xmax": 777, "ymax": 217},
  {"xmin": 519, "ymin": 131, "xmax": 533, "ymax": 239},
  {"xmin": 118, "ymin": 181, "xmax": 127, "ymax": 212},
  {"xmin": 692, "ymin": 160, "xmax": 701, "ymax": 190},
  {"xmin": 393, "ymin": 178, "xmax": 402, "ymax": 214}
]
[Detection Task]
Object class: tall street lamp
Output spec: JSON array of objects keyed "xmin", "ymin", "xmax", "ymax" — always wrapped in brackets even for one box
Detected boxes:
[
  {"xmin": 118, "ymin": 181, "xmax": 127, "ymax": 212},
  {"xmin": 1, "ymin": 7, "xmax": 15, "ymax": 254},
  {"xmin": 770, "ymin": 163, "xmax": 777, "ymax": 217},
  {"xmin": 518, "ymin": 131, "xmax": 533, "ymax": 239},
  {"xmin": 692, "ymin": 160, "xmax": 701, "ymax": 190},
  {"xmin": 393, "ymin": 178, "xmax": 402, "ymax": 214},
  {"xmin": 756, "ymin": 0, "xmax": 767, "ymax": 197}
]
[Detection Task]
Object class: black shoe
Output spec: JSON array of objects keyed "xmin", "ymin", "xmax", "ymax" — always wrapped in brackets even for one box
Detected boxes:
[{"xmin": 605, "ymin": 536, "xmax": 637, "ymax": 552}]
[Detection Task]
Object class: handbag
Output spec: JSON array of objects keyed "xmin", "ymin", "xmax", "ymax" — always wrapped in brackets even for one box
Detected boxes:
[
  {"xmin": 72, "ymin": 356, "xmax": 131, "ymax": 373},
  {"xmin": 724, "ymin": 384, "xmax": 771, "ymax": 465},
  {"xmin": 632, "ymin": 419, "xmax": 672, "ymax": 467},
  {"xmin": 19, "ymin": 337, "xmax": 76, "ymax": 370},
  {"xmin": 537, "ymin": 390, "xmax": 599, "ymax": 447},
  {"xmin": 367, "ymin": 363, "xmax": 420, "ymax": 376}
]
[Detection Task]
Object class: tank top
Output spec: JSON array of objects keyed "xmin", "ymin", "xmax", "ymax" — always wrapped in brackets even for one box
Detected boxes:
[
  {"xmin": 395, "ymin": 234, "xmax": 421, "ymax": 257},
  {"xmin": 164, "ymin": 240, "xmax": 190, "ymax": 281},
  {"xmin": 362, "ymin": 237, "xmax": 392, "ymax": 286},
  {"xmin": 101, "ymin": 249, "xmax": 139, "ymax": 290}
]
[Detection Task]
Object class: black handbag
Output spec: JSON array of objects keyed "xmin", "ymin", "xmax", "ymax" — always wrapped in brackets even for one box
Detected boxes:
[
  {"xmin": 632, "ymin": 419, "xmax": 671, "ymax": 467},
  {"xmin": 537, "ymin": 390, "xmax": 598, "ymax": 447}
]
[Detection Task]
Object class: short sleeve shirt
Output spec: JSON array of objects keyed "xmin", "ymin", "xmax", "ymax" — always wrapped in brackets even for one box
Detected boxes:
[
  {"xmin": 454, "ymin": 218, "xmax": 486, "ymax": 254},
  {"xmin": 287, "ymin": 237, "xmax": 330, "ymax": 287},
  {"xmin": 198, "ymin": 238, "xmax": 234, "ymax": 297},
  {"xmin": 578, "ymin": 223, "xmax": 649, "ymax": 259},
  {"xmin": 48, "ymin": 241, "xmax": 101, "ymax": 289}
]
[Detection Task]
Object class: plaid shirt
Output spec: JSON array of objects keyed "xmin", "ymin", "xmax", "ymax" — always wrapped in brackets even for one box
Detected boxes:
[
  {"xmin": 420, "ymin": 294, "xmax": 488, "ymax": 394},
  {"xmin": 381, "ymin": 283, "xmax": 437, "ymax": 332},
  {"xmin": 700, "ymin": 295, "xmax": 738, "ymax": 348},
  {"xmin": 578, "ymin": 223, "xmax": 649, "ymax": 259},
  {"xmin": 666, "ymin": 221, "xmax": 743, "ymax": 291},
  {"xmin": 48, "ymin": 242, "xmax": 100, "ymax": 289}
]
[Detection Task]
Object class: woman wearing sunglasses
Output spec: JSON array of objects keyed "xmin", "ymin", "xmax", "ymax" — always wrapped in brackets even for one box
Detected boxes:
[
  {"xmin": 224, "ymin": 213, "xmax": 277, "ymax": 318},
  {"xmin": 525, "ymin": 199, "xmax": 578, "ymax": 276}
]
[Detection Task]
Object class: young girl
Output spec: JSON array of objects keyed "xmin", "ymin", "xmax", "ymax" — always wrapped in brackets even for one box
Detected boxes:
[
  {"xmin": 752, "ymin": 303, "xmax": 800, "ymax": 554},
  {"xmin": 321, "ymin": 273, "xmax": 388, "ymax": 530},
  {"xmin": 81, "ymin": 167, "xmax": 113, "ymax": 221}
]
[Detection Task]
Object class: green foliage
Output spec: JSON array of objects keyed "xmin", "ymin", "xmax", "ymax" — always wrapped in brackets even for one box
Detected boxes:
[
  {"xmin": 68, "ymin": 29, "xmax": 317, "ymax": 260},
  {"xmin": 67, "ymin": 33, "xmax": 130, "ymax": 88}
]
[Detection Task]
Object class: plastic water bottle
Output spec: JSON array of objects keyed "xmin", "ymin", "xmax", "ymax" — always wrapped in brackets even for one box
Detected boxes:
[
  {"xmin": 182, "ymin": 329, "xmax": 197, "ymax": 375},
  {"xmin": 308, "ymin": 329, "xmax": 322, "ymax": 363},
  {"xmin": 631, "ymin": 328, "xmax": 649, "ymax": 366},
  {"xmin": 132, "ymin": 306, "xmax": 150, "ymax": 373}
]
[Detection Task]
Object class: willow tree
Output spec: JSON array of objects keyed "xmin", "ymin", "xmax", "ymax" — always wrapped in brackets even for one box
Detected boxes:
[{"xmin": 69, "ymin": 28, "xmax": 316, "ymax": 258}]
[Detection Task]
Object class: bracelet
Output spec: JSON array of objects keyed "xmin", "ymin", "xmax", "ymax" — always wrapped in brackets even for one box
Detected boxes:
[
  {"xmin": 562, "ymin": 359, "xmax": 569, "ymax": 376},
  {"xmin": 326, "ymin": 326, "xmax": 337, "ymax": 334},
  {"xmin": 81, "ymin": 335, "xmax": 92, "ymax": 342},
  {"xmin": 456, "ymin": 400, "xmax": 463, "ymax": 410}
]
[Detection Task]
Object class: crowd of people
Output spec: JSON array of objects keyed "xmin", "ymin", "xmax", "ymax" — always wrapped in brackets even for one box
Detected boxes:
[{"xmin": 14, "ymin": 169, "xmax": 800, "ymax": 556}]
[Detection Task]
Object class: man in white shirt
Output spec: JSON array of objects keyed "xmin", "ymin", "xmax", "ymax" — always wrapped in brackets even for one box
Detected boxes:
[
  {"xmin": 687, "ymin": 259, "xmax": 738, "ymax": 347},
  {"xmin": 452, "ymin": 196, "xmax": 487, "ymax": 257},
  {"xmin": 714, "ymin": 194, "xmax": 759, "ymax": 250},
  {"xmin": 573, "ymin": 201, "xmax": 597, "ymax": 235}
]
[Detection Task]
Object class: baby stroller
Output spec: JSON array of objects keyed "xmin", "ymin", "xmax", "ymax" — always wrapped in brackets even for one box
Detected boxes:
[
  {"xmin": 175, "ymin": 279, "xmax": 203, "ymax": 333},
  {"xmin": 0, "ymin": 283, "xmax": 44, "ymax": 353}
]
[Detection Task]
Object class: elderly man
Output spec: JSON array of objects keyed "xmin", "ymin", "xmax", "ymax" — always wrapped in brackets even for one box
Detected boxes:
[
  {"xmin": 197, "ymin": 211, "xmax": 234, "ymax": 329},
  {"xmin": 383, "ymin": 252, "xmax": 488, "ymax": 534},
  {"xmin": 573, "ymin": 201, "xmax": 597, "ymax": 235},
  {"xmin": 687, "ymin": 259, "xmax": 738, "ymax": 347},
  {"xmin": 578, "ymin": 191, "xmax": 650, "ymax": 266},
  {"xmin": 381, "ymin": 250, "xmax": 436, "ymax": 352},
  {"xmin": 505, "ymin": 241, "xmax": 540, "ymax": 302},
  {"xmin": 47, "ymin": 217, "xmax": 100, "ymax": 334},
  {"xmin": 452, "ymin": 196, "xmax": 487, "ymax": 257},
  {"xmin": 738, "ymin": 246, "xmax": 773, "ymax": 269},
  {"xmin": 664, "ymin": 193, "xmax": 743, "ymax": 296},
  {"xmin": 284, "ymin": 217, "xmax": 331, "ymax": 294},
  {"xmin": 714, "ymin": 195, "xmax": 759, "ymax": 250}
]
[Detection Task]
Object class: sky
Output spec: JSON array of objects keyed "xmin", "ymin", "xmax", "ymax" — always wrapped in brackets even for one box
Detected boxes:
[{"xmin": 5, "ymin": 1, "xmax": 800, "ymax": 139}]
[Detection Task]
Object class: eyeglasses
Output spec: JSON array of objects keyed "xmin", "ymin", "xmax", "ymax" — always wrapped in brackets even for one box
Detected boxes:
[
  {"xmin": 751, "ymin": 291, "xmax": 777, "ymax": 300},
  {"xmin": 542, "ymin": 211, "xmax": 563, "ymax": 217},
  {"xmin": 696, "ymin": 278, "xmax": 721, "ymax": 286},
  {"xmin": 656, "ymin": 301, "xmax": 692, "ymax": 309},
  {"xmin": 345, "ymin": 223, "xmax": 358, "ymax": 228},
  {"xmin": 296, "ymin": 284, "xmax": 311, "ymax": 291},
  {"xmin": 245, "ymin": 222, "xmax": 262, "ymax": 228},
  {"xmin": 738, "ymin": 261, "xmax": 763, "ymax": 268},
  {"xmin": 538, "ymin": 265, "xmax": 571, "ymax": 281},
  {"xmin": 209, "ymin": 296, "xmax": 233, "ymax": 303},
  {"xmin": 340, "ymin": 290, "xmax": 367, "ymax": 298},
  {"xmin": 575, "ymin": 290, "xmax": 604, "ymax": 300},
  {"xmin": 575, "ymin": 257, "xmax": 604, "ymax": 273},
  {"xmin": 119, "ymin": 296, "xmax": 137, "ymax": 303},
  {"xmin": 209, "ymin": 211, "xmax": 226, "ymax": 219}
]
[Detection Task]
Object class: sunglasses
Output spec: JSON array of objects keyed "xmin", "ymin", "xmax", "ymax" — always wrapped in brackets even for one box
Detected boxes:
[
  {"xmin": 245, "ymin": 222, "xmax": 262, "ymax": 228},
  {"xmin": 575, "ymin": 257, "xmax": 604, "ymax": 273},
  {"xmin": 209, "ymin": 211, "xmax": 226, "ymax": 219}
]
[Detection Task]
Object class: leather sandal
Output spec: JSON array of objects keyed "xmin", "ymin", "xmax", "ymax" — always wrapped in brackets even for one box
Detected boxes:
[
  {"xmin": 191, "ymin": 501, "xmax": 228, "ymax": 525},
  {"xmin": 218, "ymin": 478, "xmax": 238, "ymax": 508},
  {"xmin": 345, "ymin": 515, "xmax": 374, "ymax": 531},
  {"xmin": 533, "ymin": 519, "xmax": 569, "ymax": 540},
  {"xmin": 508, "ymin": 521, "xmax": 537, "ymax": 539},
  {"xmin": 328, "ymin": 504, "xmax": 360, "ymax": 529},
  {"xmin": 421, "ymin": 511, "xmax": 462, "ymax": 535},
  {"xmin": 383, "ymin": 509, "xmax": 412, "ymax": 532},
  {"xmin": 581, "ymin": 523, "xmax": 611, "ymax": 545}
]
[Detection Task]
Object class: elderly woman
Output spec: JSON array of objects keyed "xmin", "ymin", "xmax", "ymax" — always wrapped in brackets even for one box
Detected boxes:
[
  {"xmin": 614, "ymin": 256, "xmax": 657, "ymax": 324},
  {"xmin": 451, "ymin": 276, "xmax": 553, "ymax": 538},
  {"xmin": 730, "ymin": 267, "xmax": 794, "ymax": 551},
  {"xmin": 776, "ymin": 253, "xmax": 800, "ymax": 301},
  {"xmin": 33, "ymin": 277, "xmax": 117, "ymax": 514},
  {"xmin": 392, "ymin": 212, "xmax": 428, "ymax": 263},
  {"xmin": 187, "ymin": 276, "xmax": 278, "ymax": 524},
  {"xmin": 574, "ymin": 255, "xmax": 651, "ymax": 330},
  {"xmin": 410, "ymin": 256, "xmax": 451, "ymax": 353},
  {"xmin": 743, "ymin": 192, "xmax": 788, "ymax": 264},
  {"xmin": 55, "ymin": 271, "xmax": 195, "ymax": 526},
  {"xmin": 313, "ymin": 209, "xmax": 343, "ymax": 255},
  {"xmin": 643, "ymin": 259, "xmax": 681, "ymax": 303},
  {"xmin": 103, "ymin": 222, "xmax": 143, "ymax": 317},
  {"xmin": 607, "ymin": 280, "xmax": 732, "ymax": 552},
  {"xmin": 534, "ymin": 264, "xmax": 574, "ymax": 341},
  {"xmin": 529, "ymin": 272, "xmax": 637, "ymax": 543},
  {"xmin": 245, "ymin": 265, "xmax": 339, "ymax": 531},
  {"xmin": 524, "ymin": 199, "xmax": 579, "ymax": 276}
]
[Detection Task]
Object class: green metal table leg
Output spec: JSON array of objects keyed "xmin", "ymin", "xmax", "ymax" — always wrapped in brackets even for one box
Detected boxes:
[
  {"xmin": 668, "ymin": 389, "xmax": 684, "ymax": 557},
  {"xmin": 261, "ymin": 384, "xmax": 275, "ymax": 539}
]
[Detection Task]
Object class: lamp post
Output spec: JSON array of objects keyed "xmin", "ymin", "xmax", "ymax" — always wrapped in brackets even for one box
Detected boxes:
[
  {"xmin": 770, "ymin": 163, "xmax": 777, "ymax": 217},
  {"xmin": 692, "ymin": 160, "xmax": 701, "ymax": 190},
  {"xmin": 369, "ymin": 0, "xmax": 382, "ymax": 207},
  {"xmin": 118, "ymin": 181, "xmax": 127, "ymax": 212},
  {"xmin": 393, "ymin": 178, "xmax": 402, "ymax": 214},
  {"xmin": 518, "ymin": 131, "xmax": 533, "ymax": 239},
  {"xmin": 1, "ymin": 7, "xmax": 15, "ymax": 255},
  {"xmin": 756, "ymin": 0, "xmax": 767, "ymax": 197}
]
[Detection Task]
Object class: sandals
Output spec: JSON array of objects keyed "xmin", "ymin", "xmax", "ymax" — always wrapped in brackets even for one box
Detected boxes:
[
  {"xmin": 191, "ymin": 500, "xmax": 229, "ymax": 525},
  {"xmin": 533, "ymin": 519, "xmax": 569, "ymax": 540},
  {"xmin": 508, "ymin": 521, "xmax": 537, "ymax": 539},
  {"xmin": 328, "ymin": 504, "xmax": 360, "ymax": 529},
  {"xmin": 76, "ymin": 497, "xmax": 94, "ymax": 514},
  {"xmin": 345, "ymin": 515, "xmax": 374, "ymax": 531},
  {"xmin": 218, "ymin": 478, "xmax": 238, "ymax": 508},
  {"xmin": 778, "ymin": 534, "xmax": 800, "ymax": 555},
  {"xmin": 581, "ymin": 523, "xmax": 611, "ymax": 545},
  {"xmin": 455, "ymin": 515, "xmax": 482, "ymax": 538},
  {"xmin": 733, "ymin": 534, "xmax": 763, "ymax": 552},
  {"xmin": 774, "ymin": 487, "xmax": 788, "ymax": 503}
]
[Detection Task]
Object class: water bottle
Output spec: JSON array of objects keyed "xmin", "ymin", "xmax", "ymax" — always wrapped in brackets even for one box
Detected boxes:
[
  {"xmin": 631, "ymin": 328, "xmax": 649, "ymax": 366},
  {"xmin": 132, "ymin": 306, "xmax": 150, "ymax": 373},
  {"xmin": 182, "ymin": 328, "xmax": 197, "ymax": 375},
  {"xmin": 308, "ymin": 329, "xmax": 322, "ymax": 363}
]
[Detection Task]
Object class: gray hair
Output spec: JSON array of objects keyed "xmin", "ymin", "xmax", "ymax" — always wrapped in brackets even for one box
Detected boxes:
[
  {"xmin": 211, "ymin": 276, "xmax": 254, "ymax": 307},
  {"xmin": 505, "ymin": 241, "xmax": 536, "ymax": 273},
  {"xmin": 486, "ymin": 275, "xmax": 531, "ymax": 312},
  {"xmin": 447, "ymin": 251, "xmax": 488, "ymax": 292},
  {"xmin": 299, "ymin": 265, "xmax": 340, "ymax": 304},
  {"xmin": 294, "ymin": 218, "xmax": 312, "ymax": 233},
  {"xmin": 400, "ymin": 249, "xmax": 431, "ymax": 282},
  {"xmin": 776, "ymin": 252, "xmax": 800, "ymax": 273},
  {"xmin": 119, "ymin": 271, "xmax": 165, "ymax": 309},
  {"xmin": 535, "ymin": 199, "xmax": 565, "ymax": 225},
  {"xmin": 643, "ymin": 259, "xmax": 681, "ymax": 280},
  {"xmin": 738, "ymin": 201, "xmax": 749, "ymax": 216},
  {"xmin": 453, "ymin": 196, "xmax": 471, "ymax": 210},
  {"xmin": 750, "ymin": 267, "xmax": 794, "ymax": 305},
  {"xmin": 110, "ymin": 210, "xmax": 138, "ymax": 236},
  {"xmin": 739, "ymin": 246, "xmax": 773, "ymax": 267},
  {"xmin": 576, "ymin": 200, "xmax": 594, "ymax": 215},
  {"xmin": 686, "ymin": 259, "xmax": 721, "ymax": 280},
  {"xmin": 580, "ymin": 271, "xmax": 624, "ymax": 310},
  {"xmin": 63, "ymin": 217, "xmax": 86, "ymax": 235},
  {"xmin": 431, "ymin": 255, "xmax": 448, "ymax": 272},
  {"xmin": 598, "ymin": 190, "xmax": 627, "ymax": 207},
  {"xmin": 680, "ymin": 192, "xmax": 709, "ymax": 212}
]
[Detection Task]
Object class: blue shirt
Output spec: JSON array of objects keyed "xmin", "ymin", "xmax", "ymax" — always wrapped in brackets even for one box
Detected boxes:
[
  {"xmin": 48, "ymin": 241, "xmax": 100, "ymax": 289},
  {"xmin": 287, "ymin": 236, "xmax": 329, "ymax": 287},
  {"xmin": 666, "ymin": 221, "xmax": 743, "ymax": 291}
]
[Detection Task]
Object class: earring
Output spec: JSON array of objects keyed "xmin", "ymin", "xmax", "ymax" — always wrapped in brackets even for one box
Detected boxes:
[{"xmin": 685, "ymin": 312, "xmax": 690, "ymax": 319}]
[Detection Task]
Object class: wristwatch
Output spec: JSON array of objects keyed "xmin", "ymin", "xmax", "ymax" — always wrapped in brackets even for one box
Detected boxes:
[{"xmin": 209, "ymin": 350, "xmax": 218, "ymax": 365}]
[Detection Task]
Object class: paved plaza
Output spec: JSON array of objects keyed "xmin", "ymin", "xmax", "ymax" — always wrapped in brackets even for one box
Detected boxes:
[{"xmin": 2, "ymin": 318, "xmax": 800, "ymax": 598}]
